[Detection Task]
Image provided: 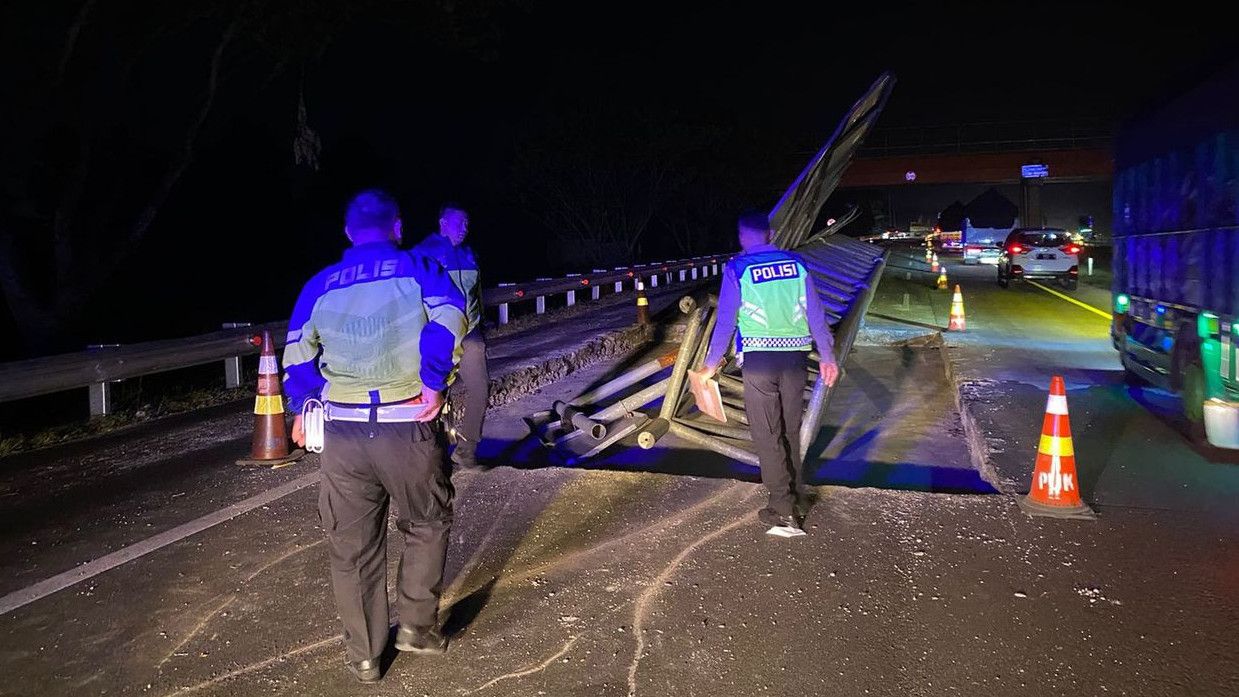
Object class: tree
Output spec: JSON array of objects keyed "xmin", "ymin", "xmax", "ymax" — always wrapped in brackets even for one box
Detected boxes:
[
  {"xmin": 511, "ymin": 102, "xmax": 708, "ymax": 268},
  {"xmin": 0, "ymin": 1, "xmax": 343, "ymax": 351},
  {"xmin": 0, "ymin": 0, "xmax": 511, "ymax": 352}
]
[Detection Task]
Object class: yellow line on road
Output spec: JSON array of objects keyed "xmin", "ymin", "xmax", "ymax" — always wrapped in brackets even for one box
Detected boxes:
[{"xmin": 1027, "ymin": 281, "xmax": 1112, "ymax": 320}]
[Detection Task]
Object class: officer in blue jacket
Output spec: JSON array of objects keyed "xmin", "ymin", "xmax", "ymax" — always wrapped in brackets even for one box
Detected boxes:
[
  {"xmin": 701, "ymin": 212, "xmax": 839, "ymax": 532},
  {"xmin": 284, "ymin": 190, "xmax": 467, "ymax": 682},
  {"xmin": 412, "ymin": 204, "xmax": 488, "ymax": 468}
]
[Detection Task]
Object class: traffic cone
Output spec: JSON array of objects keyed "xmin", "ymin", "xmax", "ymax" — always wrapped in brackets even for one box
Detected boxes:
[
  {"xmin": 936, "ymin": 269, "xmax": 948, "ymax": 290},
  {"xmin": 237, "ymin": 330, "xmax": 305, "ymax": 466},
  {"xmin": 948, "ymin": 285, "xmax": 965, "ymax": 330},
  {"xmin": 1018, "ymin": 376, "xmax": 1096, "ymax": 519},
  {"xmin": 636, "ymin": 280, "xmax": 650, "ymax": 325}
]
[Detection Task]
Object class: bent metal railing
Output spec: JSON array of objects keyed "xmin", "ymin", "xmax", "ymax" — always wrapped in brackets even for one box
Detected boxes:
[{"xmin": 530, "ymin": 72, "xmax": 897, "ymax": 465}]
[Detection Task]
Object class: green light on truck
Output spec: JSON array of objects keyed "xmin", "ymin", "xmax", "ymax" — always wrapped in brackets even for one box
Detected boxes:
[
  {"xmin": 1199, "ymin": 311, "xmax": 1220, "ymax": 339},
  {"xmin": 1115, "ymin": 294, "xmax": 1130, "ymax": 313}
]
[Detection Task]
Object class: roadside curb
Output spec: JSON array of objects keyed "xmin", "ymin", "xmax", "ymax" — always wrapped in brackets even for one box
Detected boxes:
[{"xmin": 938, "ymin": 334, "xmax": 1012, "ymax": 495}]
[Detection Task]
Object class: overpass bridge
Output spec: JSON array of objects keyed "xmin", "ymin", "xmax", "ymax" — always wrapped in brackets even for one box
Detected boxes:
[{"xmin": 837, "ymin": 120, "xmax": 1115, "ymax": 226}]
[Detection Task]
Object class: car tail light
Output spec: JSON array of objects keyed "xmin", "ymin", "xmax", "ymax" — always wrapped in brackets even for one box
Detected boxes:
[
  {"xmin": 1061, "ymin": 245, "xmax": 1081, "ymax": 255},
  {"xmin": 1069, "ymin": 265, "xmax": 1079, "ymax": 275},
  {"xmin": 1008, "ymin": 244, "xmax": 1025, "ymax": 255}
]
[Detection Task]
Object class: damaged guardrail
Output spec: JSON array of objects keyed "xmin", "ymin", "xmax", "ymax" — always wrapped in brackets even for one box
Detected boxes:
[
  {"xmin": 0, "ymin": 254, "xmax": 723, "ymax": 416},
  {"xmin": 530, "ymin": 236, "xmax": 887, "ymax": 465}
]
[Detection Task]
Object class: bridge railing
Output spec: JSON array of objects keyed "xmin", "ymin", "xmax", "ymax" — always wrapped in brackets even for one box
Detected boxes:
[
  {"xmin": 0, "ymin": 255, "xmax": 725, "ymax": 416},
  {"xmin": 856, "ymin": 119, "xmax": 1113, "ymax": 157}
]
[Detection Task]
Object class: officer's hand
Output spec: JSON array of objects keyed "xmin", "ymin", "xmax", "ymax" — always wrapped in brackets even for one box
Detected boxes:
[
  {"xmin": 413, "ymin": 389, "xmax": 445, "ymax": 422},
  {"xmin": 291, "ymin": 414, "xmax": 306, "ymax": 447},
  {"xmin": 819, "ymin": 360, "xmax": 840, "ymax": 387}
]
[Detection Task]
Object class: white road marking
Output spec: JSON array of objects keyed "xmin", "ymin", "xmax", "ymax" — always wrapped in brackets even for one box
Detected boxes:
[{"xmin": 0, "ymin": 471, "xmax": 320, "ymax": 617}]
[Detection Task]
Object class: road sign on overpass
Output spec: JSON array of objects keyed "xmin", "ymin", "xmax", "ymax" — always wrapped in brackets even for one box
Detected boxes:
[{"xmin": 838, "ymin": 147, "xmax": 1113, "ymax": 188}]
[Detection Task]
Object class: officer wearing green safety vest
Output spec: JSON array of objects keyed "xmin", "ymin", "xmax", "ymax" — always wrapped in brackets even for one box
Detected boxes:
[{"xmin": 702, "ymin": 211, "xmax": 839, "ymax": 533}]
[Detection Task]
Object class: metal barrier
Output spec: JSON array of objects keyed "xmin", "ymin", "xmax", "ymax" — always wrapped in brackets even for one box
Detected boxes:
[{"xmin": 0, "ymin": 254, "xmax": 724, "ymax": 415}]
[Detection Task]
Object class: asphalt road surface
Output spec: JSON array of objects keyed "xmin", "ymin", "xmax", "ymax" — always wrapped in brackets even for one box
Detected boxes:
[{"xmin": 0, "ymin": 249, "xmax": 1235, "ymax": 696}]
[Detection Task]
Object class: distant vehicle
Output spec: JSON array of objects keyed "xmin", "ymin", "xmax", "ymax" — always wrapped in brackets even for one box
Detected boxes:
[
  {"xmin": 932, "ymin": 230, "xmax": 963, "ymax": 253},
  {"xmin": 1110, "ymin": 60, "xmax": 1239, "ymax": 448},
  {"xmin": 963, "ymin": 244, "xmax": 1002, "ymax": 265},
  {"xmin": 996, "ymin": 228, "xmax": 1080, "ymax": 289}
]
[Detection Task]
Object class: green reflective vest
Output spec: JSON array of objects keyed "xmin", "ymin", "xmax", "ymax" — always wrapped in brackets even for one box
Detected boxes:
[{"xmin": 735, "ymin": 250, "xmax": 812, "ymax": 352}]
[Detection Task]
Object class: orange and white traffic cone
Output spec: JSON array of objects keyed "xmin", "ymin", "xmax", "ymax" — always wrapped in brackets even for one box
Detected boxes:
[
  {"xmin": 948, "ymin": 285, "xmax": 965, "ymax": 330},
  {"xmin": 1018, "ymin": 376, "xmax": 1095, "ymax": 519},
  {"xmin": 930, "ymin": 253, "xmax": 940, "ymax": 273},
  {"xmin": 237, "ymin": 330, "xmax": 305, "ymax": 466}
]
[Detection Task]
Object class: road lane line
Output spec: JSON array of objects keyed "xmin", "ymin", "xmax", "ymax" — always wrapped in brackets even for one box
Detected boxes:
[
  {"xmin": 1027, "ymin": 281, "xmax": 1112, "ymax": 320},
  {"xmin": 0, "ymin": 471, "xmax": 320, "ymax": 617}
]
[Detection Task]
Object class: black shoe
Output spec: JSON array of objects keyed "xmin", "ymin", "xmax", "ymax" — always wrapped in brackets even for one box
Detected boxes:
[
  {"xmin": 346, "ymin": 657, "xmax": 381, "ymax": 683},
  {"xmin": 395, "ymin": 625, "xmax": 448, "ymax": 655},
  {"xmin": 794, "ymin": 491, "xmax": 819, "ymax": 519},
  {"xmin": 451, "ymin": 443, "xmax": 479, "ymax": 470},
  {"xmin": 758, "ymin": 507, "xmax": 798, "ymax": 530}
]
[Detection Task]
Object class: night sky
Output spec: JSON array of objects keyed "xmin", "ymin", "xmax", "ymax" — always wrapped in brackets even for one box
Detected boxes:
[{"xmin": 1, "ymin": 0, "xmax": 1233, "ymax": 356}]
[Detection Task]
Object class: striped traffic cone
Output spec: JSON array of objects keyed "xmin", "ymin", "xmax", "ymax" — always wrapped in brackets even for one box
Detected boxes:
[
  {"xmin": 948, "ymin": 285, "xmax": 965, "ymax": 330},
  {"xmin": 636, "ymin": 280, "xmax": 650, "ymax": 326},
  {"xmin": 1018, "ymin": 376, "xmax": 1095, "ymax": 519},
  {"xmin": 237, "ymin": 330, "xmax": 305, "ymax": 466},
  {"xmin": 931, "ymin": 253, "xmax": 940, "ymax": 273}
]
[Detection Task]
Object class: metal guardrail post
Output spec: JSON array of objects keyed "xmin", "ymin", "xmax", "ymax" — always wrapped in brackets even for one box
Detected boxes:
[
  {"xmin": 614, "ymin": 281, "xmax": 623, "ymax": 293},
  {"xmin": 498, "ymin": 303, "xmax": 510, "ymax": 325},
  {"xmin": 87, "ymin": 344, "xmax": 122, "ymax": 417},
  {"xmin": 566, "ymin": 290, "xmax": 576, "ymax": 307},
  {"xmin": 221, "ymin": 322, "xmax": 252, "ymax": 388},
  {"xmin": 536, "ymin": 295, "xmax": 546, "ymax": 315},
  {"xmin": 691, "ymin": 267, "xmax": 699, "ymax": 280},
  {"xmin": 679, "ymin": 269, "xmax": 687, "ymax": 282},
  {"xmin": 650, "ymin": 274, "xmax": 658, "ymax": 288}
]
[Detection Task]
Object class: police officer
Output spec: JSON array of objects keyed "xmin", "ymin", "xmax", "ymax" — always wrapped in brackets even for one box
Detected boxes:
[
  {"xmin": 412, "ymin": 204, "xmax": 488, "ymax": 469},
  {"xmin": 701, "ymin": 211, "xmax": 839, "ymax": 532},
  {"xmin": 284, "ymin": 190, "xmax": 467, "ymax": 683}
]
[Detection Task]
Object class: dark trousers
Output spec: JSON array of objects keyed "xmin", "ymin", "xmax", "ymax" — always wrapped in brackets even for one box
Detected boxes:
[
  {"xmin": 319, "ymin": 419, "xmax": 454, "ymax": 662},
  {"xmin": 458, "ymin": 328, "xmax": 490, "ymax": 446},
  {"xmin": 742, "ymin": 351, "xmax": 809, "ymax": 516}
]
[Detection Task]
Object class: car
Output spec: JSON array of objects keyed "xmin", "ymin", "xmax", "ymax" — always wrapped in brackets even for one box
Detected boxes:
[
  {"xmin": 963, "ymin": 245, "xmax": 1002, "ymax": 265},
  {"xmin": 997, "ymin": 228, "xmax": 1080, "ymax": 289}
]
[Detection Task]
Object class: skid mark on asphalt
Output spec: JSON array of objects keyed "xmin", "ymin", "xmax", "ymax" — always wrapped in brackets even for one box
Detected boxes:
[
  {"xmin": 155, "ymin": 541, "xmax": 326, "ymax": 669},
  {"xmin": 162, "ymin": 634, "xmax": 342, "ymax": 695},
  {"xmin": 463, "ymin": 635, "xmax": 580, "ymax": 694},
  {"xmin": 241, "ymin": 539, "xmax": 325, "ymax": 583},
  {"xmin": 157, "ymin": 592, "xmax": 238, "ymax": 669},
  {"xmin": 626, "ymin": 494, "xmax": 758, "ymax": 697},
  {"xmin": 489, "ymin": 480, "xmax": 752, "ymax": 594}
]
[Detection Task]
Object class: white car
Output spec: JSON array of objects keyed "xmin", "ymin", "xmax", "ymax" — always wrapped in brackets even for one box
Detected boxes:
[
  {"xmin": 997, "ymin": 228, "xmax": 1080, "ymax": 290},
  {"xmin": 963, "ymin": 245, "xmax": 1002, "ymax": 265}
]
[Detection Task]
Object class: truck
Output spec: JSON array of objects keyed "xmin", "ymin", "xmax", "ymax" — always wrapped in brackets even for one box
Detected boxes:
[{"xmin": 1110, "ymin": 60, "xmax": 1239, "ymax": 448}]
